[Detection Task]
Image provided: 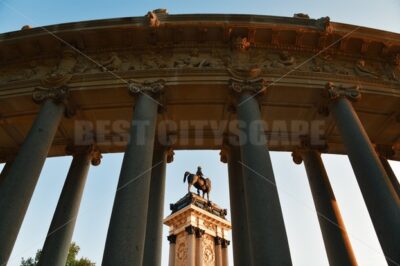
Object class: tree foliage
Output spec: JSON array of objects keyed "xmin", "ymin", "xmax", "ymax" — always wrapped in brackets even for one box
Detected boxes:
[{"xmin": 20, "ymin": 242, "xmax": 95, "ymax": 266}]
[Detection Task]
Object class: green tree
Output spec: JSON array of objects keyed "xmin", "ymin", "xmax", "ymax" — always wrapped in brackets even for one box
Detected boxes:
[{"xmin": 20, "ymin": 242, "xmax": 95, "ymax": 266}]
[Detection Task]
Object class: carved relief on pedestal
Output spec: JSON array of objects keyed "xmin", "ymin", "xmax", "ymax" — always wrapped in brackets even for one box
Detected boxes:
[
  {"xmin": 202, "ymin": 234, "xmax": 215, "ymax": 266},
  {"xmin": 175, "ymin": 233, "xmax": 188, "ymax": 266}
]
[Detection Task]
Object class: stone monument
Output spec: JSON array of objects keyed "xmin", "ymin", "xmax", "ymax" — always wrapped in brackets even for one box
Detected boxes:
[{"xmin": 164, "ymin": 193, "xmax": 232, "ymax": 266}]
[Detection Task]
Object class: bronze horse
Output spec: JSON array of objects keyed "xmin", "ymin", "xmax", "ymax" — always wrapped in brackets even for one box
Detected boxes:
[{"xmin": 183, "ymin": 171, "xmax": 212, "ymax": 201}]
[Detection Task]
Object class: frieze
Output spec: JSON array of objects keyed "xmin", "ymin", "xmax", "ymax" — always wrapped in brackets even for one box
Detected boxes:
[{"xmin": 1, "ymin": 48, "xmax": 400, "ymax": 87}]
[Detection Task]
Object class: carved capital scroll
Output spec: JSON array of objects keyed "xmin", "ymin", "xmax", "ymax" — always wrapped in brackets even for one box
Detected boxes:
[
  {"xmin": 214, "ymin": 236, "xmax": 223, "ymax": 245},
  {"xmin": 291, "ymin": 136, "xmax": 328, "ymax": 164},
  {"xmin": 128, "ymin": 79, "xmax": 165, "ymax": 96},
  {"xmin": 167, "ymin": 234, "xmax": 177, "ymax": 244},
  {"xmin": 195, "ymin": 228, "xmax": 205, "ymax": 238},
  {"xmin": 33, "ymin": 86, "xmax": 69, "ymax": 104},
  {"xmin": 322, "ymin": 82, "xmax": 361, "ymax": 102},
  {"xmin": 291, "ymin": 150, "xmax": 304, "ymax": 165},
  {"xmin": 229, "ymin": 78, "xmax": 266, "ymax": 96},
  {"xmin": 185, "ymin": 225, "xmax": 196, "ymax": 235},
  {"xmin": 66, "ymin": 144, "xmax": 102, "ymax": 166},
  {"xmin": 166, "ymin": 147, "xmax": 175, "ymax": 163},
  {"xmin": 221, "ymin": 239, "xmax": 230, "ymax": 248},
  {"xmin": 33, "ymin": 86, "xmax": 76, "ymax": 117}
]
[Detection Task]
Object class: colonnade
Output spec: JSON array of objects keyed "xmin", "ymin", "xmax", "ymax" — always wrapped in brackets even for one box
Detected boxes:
[{"xmin": 0, "ymin": 80, "xmax": 399, "ymax": 266}]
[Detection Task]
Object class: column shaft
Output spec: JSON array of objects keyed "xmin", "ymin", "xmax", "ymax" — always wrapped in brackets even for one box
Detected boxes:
[
  {"xmin": 143, "ymin": 147, "xmax": 167, "ymax": 266},
  {"xmin": 168, "ymin": 243, "xmax": 176, "ymax": 266},
  {"xmin": 301, "ymin": 150, "xmax": 357, "ymax": 265},
  {"xmin": 167, "ymin": 235, "xmax": 176, "ymax": 266},
  {"xmin": 0, "ymin": 161, "xmax": 13, "ymax": 187},
  {"xmin": 332, "ymin": 97, "xmax": 400, "ymax": 265},
  {"xmin": 196, "ymin": 235, "xmax": 203, "ymax": 266},
  {"xmin": 102, "ymin": 93, "xmax": 159, "ymax": 265},
  {"xmin": 379, "ymin": 156, "xmax": 400, "ymax": 198},
  {"xmin": 187, "ymin": 233, "xmax": 196, "ymax": 266},
  {"xmin": 0, "ymin": 100, "xmax": 65, "ymax": 264},
  {"xmin": 221, "ymin": 242, "xmax": 229, "ymax": 266},
  {"xmin": 38, "ymin": 151, "xmax": 92, "ymax": 266},
  {"xmin": 215, "ymin": 240, "xmax": 223, "ymax": 266},
  {"xmin": 236, "ymin": 92, "xmax": 292, "ymax": 265},
  {"xmin": 226, "ymin": 146, "xmax": 251, "ymax": 266}
]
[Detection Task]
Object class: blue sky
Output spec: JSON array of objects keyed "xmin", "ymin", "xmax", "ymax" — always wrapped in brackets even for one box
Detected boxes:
[{"xmin": 0, "ymin": 0, "xmax": 399, "ymax": 265}]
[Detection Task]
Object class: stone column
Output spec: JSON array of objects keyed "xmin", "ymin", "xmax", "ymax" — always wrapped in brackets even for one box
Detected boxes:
[
  {"xmin": 195, "ymin": 228, "xmax": 205, "ymax": 266},
  {"xmin": 0, "ymin": 86, "xmax": 69, "ymax": 265},
  {"xmin": 292, "ymin": 149, "xmax": 357, "ymax": 265},
  {"xmin": 221, "ymin": 239, "xmax": 230, "ymax": 266},
  {"xmin": 0, "ymin": 160, "xmax": 13, "ymax": 187},
  {"xmin": 214, "ymin": 237, "xmax": 223, "ymax": 266},
  {"xmin": 143, "ymin": 145, "xmax": 174, "ymax": 266},
  {"xmin": 38, "ymin": 145, "xmax": 101, "ymax": 266},
  {"xmin": 380, "ymin": 157, "xmax": 400, "ymax": 198},
  {"xmin": 323, "ymin": 82, "xmax": 400, "ymax": 265},
  {"xmin": 230, "ymin": 79, "xmax": 292, "ymax": 265},
  {"xmin": 102, "ymin": 80, "xmax": 164, "ymax": 265},
  {"xmin": 376, "ymin": 146, "xmax": 400, "ymax": 198},
  {"xmin": 186, "ymin": 226, "xmax": 196, "ymax": 266},
  {"xmin": 167, "ymin": 235, "xmax": 177, "ymax": 266},
  {"xmin": 220, "ymin": 144, "xmax": 250, "ymax": 266}
]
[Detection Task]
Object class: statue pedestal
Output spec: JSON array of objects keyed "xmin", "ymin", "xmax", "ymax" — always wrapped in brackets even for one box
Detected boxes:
[{"xmin": 164, "ymin": 193, "xmax": 232, "ymax": 266}]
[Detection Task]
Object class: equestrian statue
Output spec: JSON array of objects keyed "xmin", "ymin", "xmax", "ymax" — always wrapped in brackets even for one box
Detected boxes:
[{"xmin": 183, "ymin": 166, "xmax": 212, "ymax": 201}]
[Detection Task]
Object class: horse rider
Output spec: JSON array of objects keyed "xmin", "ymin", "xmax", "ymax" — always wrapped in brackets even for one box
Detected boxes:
[{"xmin": 196, "ymin": 166, "xmax": 205, "ymax": 181}]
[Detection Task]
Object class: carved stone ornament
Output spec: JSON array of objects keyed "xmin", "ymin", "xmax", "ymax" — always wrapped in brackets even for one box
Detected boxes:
[
  {"xmin": 146, "ymin": 11, "xmax": 160, "ymax": 27},
  {"xmin": 166, "ymin": 147, "xmax": 175, "ymax": 163},
  {"xmin": 202, "ymin": 235, "xmax": 215, "ymax": 265},
  {"xmin": 65, "ymin": 144, "xmax": 102, "ymax": 166},
  {"xmin": 229, "ymin": 78, "xmax": 267, "ymax": 96},
  {"xmin": 322, "ymin": 82, "xmax": 361, "ymax": 102},
  {"xmin": 291, "ymin": 150, "xmax": 303, "ymax": 165},
  {"xmin": 32, "ymin": 86, "xmax": 69, "ymax": 104},
  {"xmin": 175, "ymin": 235, "xmax": 188, "ymax": 265},
  {"xmin": 167, "ymin": 234, "xmax": 177, "ymax": 244},
  {"xmin": 127, "ymin": 79, "xmax": 165, "ymax": 96},
  {"xmin": 315, "ymin": 16, "xmax": 333, "ymax": 33}
]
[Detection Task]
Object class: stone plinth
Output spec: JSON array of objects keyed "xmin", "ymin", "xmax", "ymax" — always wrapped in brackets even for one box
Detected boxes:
[{"xmin": 164, "ymin": 193, "xmax": 231, "ymax": 266}]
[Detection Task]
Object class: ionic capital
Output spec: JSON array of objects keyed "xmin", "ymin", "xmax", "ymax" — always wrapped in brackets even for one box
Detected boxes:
[
  {"xmin": 128, "ymin": 79, "xmax": 165, "ymax": 97},
  {"xmin": 291, "ymin": 136, "xmax": 327, "ymax": 164},
  {"xmin": 195, "ymin": 228, "xmax": 205, "ymax": 238},
  {"xmin": 66, "ymin": 144, "xmax": 102, "ymax": 166},
  {"xmin": 166, "ymin": 147, "xmax": 175, "ymax": 163},
  {"xmin": 322, "ymin": 82, "xmax": 361, "ymax": 102},
  {"xmin": 221, "ymin": 239, "xmax": 231, "ymax": 248},
  {"xmin": 229, "ymin": 78, "xmax": 266, "ymax": 97},
  {"xmin": 291, "ymin": 150, "xmax": 304, "ymax": 165},
  {"xmin": 167, "ymin": 234, "xmax": 177, "ymax": 244},
  {"xmin": 185, "ymin": 225, "xmax": 196, "ymax": 235},
  {"xmin": 219, "ymin": 148, "xmax": 228, "ymax": 164},
  {"xmin": 214, "ymin": 236, "xmax": 223, "ymax": 245},
  {"xmin": 32, "ymin": 86, "xmax": 76, "ymax": 117},
  {"xmin": 33, "ymin": 86, "xmax": 69, "ymax": 105},
  {"xmin": 219, "ymin": 136, "xmax": 239, "ymax": 163}
]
